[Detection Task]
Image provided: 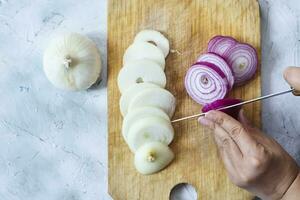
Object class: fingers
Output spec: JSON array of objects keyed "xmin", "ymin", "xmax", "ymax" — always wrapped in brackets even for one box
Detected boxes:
[
  {"xmin": 198, "ymin": 117, "xmax": 243, "ymax": 169},
  {"xmin": 213, "ymin": 123, "xmax": 243, "ymax": 159},
  {"xmin": 217, "ymin": 139, "xmax": 240, "ymax": 181},
  {"xmin": 198, "ymin": 117, "xmax": 214, "ymax": 129},
  {"xmin": 202, "ymin": 110, "xmax": 257, "ymax": 154},
  {"xmin": 284, "ymin": 67, "xmax": 300, "ymax": 90}
]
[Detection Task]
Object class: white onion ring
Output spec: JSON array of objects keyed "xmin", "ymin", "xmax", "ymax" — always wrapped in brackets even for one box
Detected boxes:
[
  {"xmin": 123, "ymin": 42, "xmax": 166, "ymax": 70},
  {"xmin": 134, "ymin": 30, "xmax": 170, "ymax": 58}
]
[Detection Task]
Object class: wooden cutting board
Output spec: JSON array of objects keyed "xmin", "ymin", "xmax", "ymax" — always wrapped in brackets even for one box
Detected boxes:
[{"xmin": 108, "ymin": 0, "xmax": 261, "ymax": 199}]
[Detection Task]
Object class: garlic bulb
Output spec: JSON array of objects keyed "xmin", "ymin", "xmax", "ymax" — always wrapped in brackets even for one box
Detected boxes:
[
  {"xmin": 134, "ymin": 141, "xmax": 174, "ymax": 175},
  {"xmin": 43, "ymin": 33, "xmax": 101, "ymax": 91}
]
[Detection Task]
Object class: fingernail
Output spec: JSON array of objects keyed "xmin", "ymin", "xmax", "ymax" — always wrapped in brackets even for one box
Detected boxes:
[{"xmin": 198, "ymin": 117, "xmax": 213, "ymax": 127}]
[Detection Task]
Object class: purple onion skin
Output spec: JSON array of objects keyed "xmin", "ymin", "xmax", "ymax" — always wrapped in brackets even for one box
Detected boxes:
[{"xmin": 202, "ymin": 98, "xmax": 243, "ymax": 119}]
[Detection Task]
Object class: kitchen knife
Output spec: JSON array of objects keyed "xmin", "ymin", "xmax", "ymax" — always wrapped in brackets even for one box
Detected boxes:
[{"xmin": 172, "ymin": 88, "xmax": 299, "ymax": 123}]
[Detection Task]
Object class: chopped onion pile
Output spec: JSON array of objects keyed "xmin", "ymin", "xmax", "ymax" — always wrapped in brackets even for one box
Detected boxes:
[
  {"xmin": 185, "ymin": 35, "xmax": 258, "ymax": 107},
  {"xmin": 202, "ymin": 98, "xmax": 243, "ymax": 119}
]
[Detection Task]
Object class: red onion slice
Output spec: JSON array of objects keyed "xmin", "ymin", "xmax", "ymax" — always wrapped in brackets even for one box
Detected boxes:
[
  {"xmin": 207, "ymin": 35, "xmax": 224, "ymax": 49},
  {"xmin": 207, "ymin": 36, "xmax": 237, "ymax": 57},
  {"xmin": 202, "ymin": 98, "xmax": 243, "ymax": 119},
  {"xmin": 197, "ymin": 53, "xmax": 234, "ymax": 89},
  {"xmin": 223, "ymin": 43, "xmax": 258, "ymax": 85},
  {"xmin": 185, "ymin": 63, "xmax": 229, "ymax": 105},
  {"xmin": 195, "ymin": 61, "xmax": 231, "ymax": 91}
]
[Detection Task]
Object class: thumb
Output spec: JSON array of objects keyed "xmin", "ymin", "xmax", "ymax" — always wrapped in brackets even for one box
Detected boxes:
[{"xmin": 284, "ymin": 67, "xmax": 300, "ymax": 90}]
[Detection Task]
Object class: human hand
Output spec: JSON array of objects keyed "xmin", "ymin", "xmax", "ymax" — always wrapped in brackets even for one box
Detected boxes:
[
  {"xmin": 284, "ymin": 66, "xmax": 300, "ymax": 91},
  {"xmin": 199, "ymin": 110, "xmax": 300, "ymax": 200}
]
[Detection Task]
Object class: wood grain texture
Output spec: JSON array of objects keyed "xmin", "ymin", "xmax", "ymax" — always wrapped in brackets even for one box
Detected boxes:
[{"xmin": 108, "ymin": 0, "xmax": 261, "ymax": 199}]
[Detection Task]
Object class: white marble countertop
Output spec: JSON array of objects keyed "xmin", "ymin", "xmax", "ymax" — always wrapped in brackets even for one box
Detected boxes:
[{"xmin": 0, "ymin": 0, "xmax": 299, "ymax": 200}]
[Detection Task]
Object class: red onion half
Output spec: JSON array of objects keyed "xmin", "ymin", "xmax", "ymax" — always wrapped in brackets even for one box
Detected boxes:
[
  {"xmin": 197, "ymin": 53, "xmax": 234, "ymax": 89},
  {"xmin": 223, "ymin": 43, "xmax": 258, "ymax": 85},
  {"xmin": 208, "ymin": 36, "xmax": 237, "ymax": 57},
  {"xmin": 202, "ymin": 98, "xmax": 242, "ymax": 119},
  {"xmin": 185, "ymin": 62, "xmax": 229, "ymax": 105}
]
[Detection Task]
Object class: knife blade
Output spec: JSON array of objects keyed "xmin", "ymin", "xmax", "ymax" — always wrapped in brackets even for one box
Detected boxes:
[{"xmin": 171, "ymin": 88, "xmax": 297, "ymax": 123}]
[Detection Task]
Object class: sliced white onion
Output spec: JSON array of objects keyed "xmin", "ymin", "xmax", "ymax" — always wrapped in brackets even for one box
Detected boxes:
[
  {"xmin": 123, "ymin": 42, "xmax": 165, "ymax": 70},
  {"xmin": 134, "ymin": 30, "xmax": 170, "ymax": 58},
  {"xmin": 128, "ymin": 87, "xmax": 176, "ymax": 118},
  {"xmin": 117, "ymin": 59, "xmax": 166, "ymax": 93},
  {"xmin": 119, "ymin": 83, "xmax": 159, "ymax": 116},
  {"xmin": 134, "ymin": 141, "xmax": 174, "ymax": 175},
  {"xmin": 126, "ymin": 116, "xmax": 174, "ymax": 152},
  {"xmin": 122, "ymin": 106, "xmax": 169, "ymax": 141}
]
